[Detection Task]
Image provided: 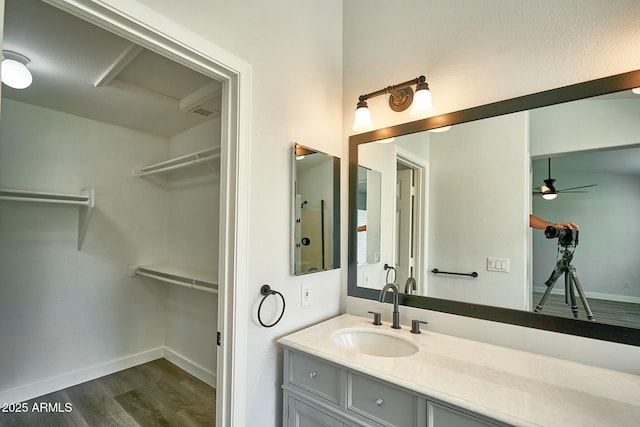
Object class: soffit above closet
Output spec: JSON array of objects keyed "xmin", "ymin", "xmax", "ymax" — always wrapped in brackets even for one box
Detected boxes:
[{"xmin": 2, "ymin": 0, "xmax": 222, "ymax": 138}]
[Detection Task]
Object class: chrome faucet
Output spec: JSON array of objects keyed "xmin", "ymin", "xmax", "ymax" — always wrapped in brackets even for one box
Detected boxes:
[
  {"xmin": 378, "ymin": 283, "xmax": 401, "ymax": 329},
  {"xmin": 404, "ymin": 277, "xmax": 416, "ymax": 294}
]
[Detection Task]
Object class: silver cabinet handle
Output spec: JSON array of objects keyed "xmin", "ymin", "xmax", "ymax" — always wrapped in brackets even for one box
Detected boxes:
[
  {"xmin": 376, "ymin": 398, "xmax": 383, "ymax": 406},
  {"xmin": 309, "ymin": 371, "xmax": 317, "ymax": 378}
]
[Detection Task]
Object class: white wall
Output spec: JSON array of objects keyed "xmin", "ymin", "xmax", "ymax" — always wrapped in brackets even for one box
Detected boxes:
[
  {"xmin": 163, "ymin": 119, "xmax": 221, "ymax": 385},
  {"xmin": 344, "ymin": 0, "xmax": 640, "ymax": 131},
  {"xmin": 427, "ymin": 112, "xmax": 529, "ymax": 309},
  {"xmin": 0, "ymin": 99, "xmax": 167, "ymax": 402},
  {"xmin": 344, "ymin": 0, "xmax": 640, "ymax": 373},
  {"xmin": 132, "ymin": 1, "xmax": 344, "ymax": 426},
  {"xmin": 531, "ymin": 96, "xmax": 640, "ymax": 157}
]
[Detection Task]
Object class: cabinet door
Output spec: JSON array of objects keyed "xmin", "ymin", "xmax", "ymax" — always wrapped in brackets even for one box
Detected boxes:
[
  {"xmin": 428, "ymin": 402, "xmax": 501, "ymax": 427},
  {"xmin": 288, "ymin": 397, "xmax": 343, "ymax": 427}
]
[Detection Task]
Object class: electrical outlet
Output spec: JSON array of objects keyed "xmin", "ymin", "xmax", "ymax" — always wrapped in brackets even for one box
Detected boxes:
[
  {"xmin": 624, "ymin": 282, "xmax": 631, "ymax": 289},
  {"xmin": 301, "ymin": 284, "xmax": 312, "ymax": 306}
]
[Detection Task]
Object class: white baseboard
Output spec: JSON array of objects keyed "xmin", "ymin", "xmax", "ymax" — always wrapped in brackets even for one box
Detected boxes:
[
  {"xmin": 0, "ymin": 347, "xmax": 163, "ymax": 405},
  {"xmin": 533, "ymin": 286, "xmax": 640, "ymax": 304},
  {"xmin": 0, "ymin": 346, "xmax": 217, "ymax": 404},
  {"xmin": 163, "ymin": 346, "xmax": 216, "ymax": 387}
]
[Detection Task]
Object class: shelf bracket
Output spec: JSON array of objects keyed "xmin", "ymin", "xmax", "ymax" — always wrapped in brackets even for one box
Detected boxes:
[{"xmin": 77, "ymin": 188, "xmax": 95, "ymax": 250}]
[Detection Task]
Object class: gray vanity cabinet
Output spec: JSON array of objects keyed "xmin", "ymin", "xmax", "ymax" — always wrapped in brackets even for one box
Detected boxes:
[{"xmin": 282, "ymin": 348, "xmax": 509, "ymax": 427}]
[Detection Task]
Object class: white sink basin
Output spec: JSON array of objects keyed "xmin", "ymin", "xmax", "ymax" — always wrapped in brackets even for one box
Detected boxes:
[{"xmin": 331, "ymin": 327, "xmax": 419, "ymax": 357}]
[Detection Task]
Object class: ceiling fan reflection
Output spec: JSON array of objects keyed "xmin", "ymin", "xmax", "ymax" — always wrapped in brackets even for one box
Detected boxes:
[{"xmin": 533, "ymin": 158, "xmax": 597, "ymax": 200}]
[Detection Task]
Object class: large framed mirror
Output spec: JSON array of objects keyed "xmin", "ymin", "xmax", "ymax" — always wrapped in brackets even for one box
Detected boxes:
[
  {"xmin": 348, "ymin": 69, "xmax": 640, "ymax": 345},
  {"xmin": 292, "ymin": 144, "xmax": 340, "ymax": 275}
]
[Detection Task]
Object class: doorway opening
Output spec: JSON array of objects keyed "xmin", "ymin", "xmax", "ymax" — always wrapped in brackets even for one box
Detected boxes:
[
  {"xmin": 395, "ymin": 150, "xmax": 427, "ymax": 295},
  {"xmin": 0, "ymin": 0, "xmax": 249, "ymax": 425}
]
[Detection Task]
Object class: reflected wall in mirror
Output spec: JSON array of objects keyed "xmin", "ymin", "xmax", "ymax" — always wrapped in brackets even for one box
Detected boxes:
[
  {"xmin": 356, "ymin": 165, "xmax": 382, "ymax": 266},
  {"xmin": 357, "ymin": 112, "xmax": 530, "ymax": 309},
  {"xmin": 348, "ymin": 69, "xmax": 640, "ymax": 345},
  {"xmin": 292, "ymin": 144, "xmax": 340, "ymax": 275}
]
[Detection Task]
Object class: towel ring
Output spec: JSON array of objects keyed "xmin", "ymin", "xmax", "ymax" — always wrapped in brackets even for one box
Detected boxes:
[{"xmin": 258, "ymin": 284, "xmax": 286, "ymax": 327}]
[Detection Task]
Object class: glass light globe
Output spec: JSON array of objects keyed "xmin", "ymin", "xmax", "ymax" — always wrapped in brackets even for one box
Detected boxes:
[
  {"xmin": 409, "ymin": 88, "xmax": 432, "ymax": 118},
  {"xmin": 352, "ymin": 105, "xmax": 373, "ymax": 132},
  {"xmin": 1, "ymin": 58, "xmax": 32, "ymax": 89}
]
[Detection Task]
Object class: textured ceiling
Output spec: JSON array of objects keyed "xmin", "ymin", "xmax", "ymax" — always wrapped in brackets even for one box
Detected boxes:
[{"xmin": 2, "ymin": 0, "xmax": 222, "ymax": 138}]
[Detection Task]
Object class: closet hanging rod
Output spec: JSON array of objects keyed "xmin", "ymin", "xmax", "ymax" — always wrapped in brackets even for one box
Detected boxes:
[
  {"xmin": 136, "ymin": 153, "xmax": 220, "ymax": 176},
  {"xmin": 133, "ymin": 146, "xmax": 221, "ymax": 177},
  {"xmin": 135, "ymin": 269, "xmax": 218, "ymax": 294},
  {"xmin": 0, "ymin": 189, "xmax": 92, "ymax": 206}
]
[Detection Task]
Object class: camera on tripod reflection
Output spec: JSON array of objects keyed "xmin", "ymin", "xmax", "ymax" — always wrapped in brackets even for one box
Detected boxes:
[{"xmin": 544, "ymin": 225, "xmax": 579, "ymax": 247}]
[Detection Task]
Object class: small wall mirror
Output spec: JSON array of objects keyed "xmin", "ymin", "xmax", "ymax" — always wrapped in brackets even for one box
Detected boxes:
[{"xmin": 292, "ymin": 144, "xmax": 340, "ymax": 275}]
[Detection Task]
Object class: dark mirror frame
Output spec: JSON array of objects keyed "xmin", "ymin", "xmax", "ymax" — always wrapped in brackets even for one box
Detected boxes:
[{"xmin": 348, "ymin": 69, "xmax": 640, "ymax": 346}]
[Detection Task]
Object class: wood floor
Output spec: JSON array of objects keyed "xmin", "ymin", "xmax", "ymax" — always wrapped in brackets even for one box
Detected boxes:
[
  {"xmin": 533, "ymin": 292, "xmax": 640, "ymax": 328},
  {"xmin": 0, "ymin": 359, "xmax": 215, "ymax": 427}
]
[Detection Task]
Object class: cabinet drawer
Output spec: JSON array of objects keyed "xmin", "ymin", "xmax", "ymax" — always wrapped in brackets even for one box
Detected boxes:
[
  {"xmin": 289, "ymin": 351, "xmax": 341, "ymax": 404},
  {"xmin": 348, "ymin": 373, "xmax": 416, "ymax": 427},
  {"xmin": 428, "ymin": 401, "xmax": 502, "ymax": 427}
]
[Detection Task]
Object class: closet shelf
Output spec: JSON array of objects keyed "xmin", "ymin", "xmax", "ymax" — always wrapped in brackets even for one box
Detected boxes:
[
  {"xmin": 132, "ymin": 146, "xmax": 221, "ymax": 177},
  {"xmin": 135, "ymin": 264, "xmax": 218, "ymax": 294},
  {"xmin": 0, "ymin": 188, "xmax": 95, "ymax": 250}
]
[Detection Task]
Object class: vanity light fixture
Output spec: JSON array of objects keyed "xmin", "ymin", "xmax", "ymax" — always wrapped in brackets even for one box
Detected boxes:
[
  {"xmin": 352, "ymin": 75, "xmax": 432, "ymax": 131},
  {"xmin": 1, "ymin": 51, "xmax": 33, "ymax": 89}
]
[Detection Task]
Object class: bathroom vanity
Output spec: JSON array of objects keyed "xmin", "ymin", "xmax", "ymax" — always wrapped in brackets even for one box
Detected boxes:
[{"xmin": 278, "ymin": 314, "xmax": 640, "ymax": 427}]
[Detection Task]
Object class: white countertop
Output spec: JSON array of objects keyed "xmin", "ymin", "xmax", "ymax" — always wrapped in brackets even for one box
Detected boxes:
[{"xmin": 278, "ymin": 314, "xmax": 640, "ymax": 427}]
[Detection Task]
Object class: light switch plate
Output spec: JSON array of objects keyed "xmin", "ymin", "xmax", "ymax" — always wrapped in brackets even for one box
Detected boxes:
[{"xmin": 487, "ymin": 257, "xmax": 509, "ymax": 272}]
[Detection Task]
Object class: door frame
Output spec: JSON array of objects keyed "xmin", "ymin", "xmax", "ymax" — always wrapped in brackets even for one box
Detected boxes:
[
  {"xmin": 41, "ymin": 1, "xmax": 251, "ymax": 425},
  {"xmin": 394, "ymin": 146, "xmax": 428, "ymax": 295}
]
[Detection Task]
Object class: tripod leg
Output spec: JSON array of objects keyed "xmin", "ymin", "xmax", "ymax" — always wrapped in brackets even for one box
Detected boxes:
[
  {"xmin": 568, "ymin": 268, "xmax": 595, "ymax": 321},
  {"xmin": 564, "ymin": 269, "xmax": 570, "ymax": 305},
  {"xmin": 535, "ymin": 269, "xmax": 561, "ymax": 313},
  {"xmin": 566, "ymin": 271, "xmax": 579, "ymax": 318}
]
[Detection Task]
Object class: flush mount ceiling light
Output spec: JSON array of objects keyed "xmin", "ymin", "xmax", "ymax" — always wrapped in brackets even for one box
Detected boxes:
[
  {"xmin": 352, "ymin": 75, "xmax": 432, "ymax": 132},
  {"xmin": 1, "ymin": 51, "xmax": 33, "ymax": 89},
  {"xmin": 632, "ymin": 87, "xmax": 640, "ymax": 95}
]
